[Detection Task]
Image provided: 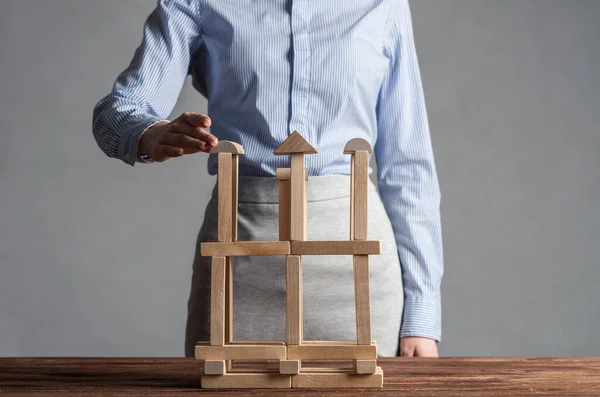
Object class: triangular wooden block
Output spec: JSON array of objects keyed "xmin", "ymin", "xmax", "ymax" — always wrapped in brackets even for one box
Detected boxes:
[{"xmin": 274, "ymin": 131, "xmax": 318, "ymax": 155}]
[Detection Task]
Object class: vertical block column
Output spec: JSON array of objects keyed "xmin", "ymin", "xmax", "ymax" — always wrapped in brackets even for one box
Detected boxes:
[
  {"xmin": 278, "ymin": 179, "xmax": 291, "ymax": 241},
  {"xmin": 344, "ymin": 139, "xmax": 374, "ymax": 346},
  {"xmin": 210, "ymin": 256, "xmax": 227, "ymax": 346},
  {"xmin": 290, "ymin": 154, "xmax": 306, "ymax": 241},
  {"xmin": 286, "ymin": 255, "xmax": 303, "ymax": 345}
]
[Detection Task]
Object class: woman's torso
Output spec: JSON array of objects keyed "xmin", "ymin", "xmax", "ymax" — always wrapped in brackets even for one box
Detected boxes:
[{"xmin": 189, "ymin": 0, "xmax": 396, "ymax": 176}]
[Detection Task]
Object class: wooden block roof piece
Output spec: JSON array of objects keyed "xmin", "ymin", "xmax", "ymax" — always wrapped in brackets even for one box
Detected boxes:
[
  {"xmin": 274, "ymin": 131, "xmax": 318, "ymax": 155},
  {"xmin": 343, "ymin": 138, "xmax": 373, "ymax": 154},
  {"xmin": 210, "ymin": 140, "xmax": 245, "ymax": 154}
]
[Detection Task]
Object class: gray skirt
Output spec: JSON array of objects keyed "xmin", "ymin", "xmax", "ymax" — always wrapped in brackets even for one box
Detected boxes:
[{"xmin": 185, "ymin": 174, "xmax": 403, "ymax": 357}]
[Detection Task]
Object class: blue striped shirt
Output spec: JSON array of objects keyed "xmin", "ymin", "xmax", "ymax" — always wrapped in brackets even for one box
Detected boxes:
[{"xmin": 93, "ymin": 0, "xmax": 443, "ymax": 341}]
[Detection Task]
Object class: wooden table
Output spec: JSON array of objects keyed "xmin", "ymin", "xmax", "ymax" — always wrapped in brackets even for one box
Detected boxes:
[{"xmin": 1, "ymin": 357, "xmax": 598, "ymax": 396}]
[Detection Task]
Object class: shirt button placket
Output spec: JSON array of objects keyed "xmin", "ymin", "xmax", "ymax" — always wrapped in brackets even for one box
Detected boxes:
[{"xmin": 289, "ymin": 0, "xmax": 311, "ymax": 143}]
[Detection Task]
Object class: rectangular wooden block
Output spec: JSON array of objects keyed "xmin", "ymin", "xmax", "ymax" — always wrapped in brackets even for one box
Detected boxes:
[
  {"xmin": 203, "ymin": 360, "xmax": 226, "ymax": 375},
  {"xmin": 231, "ymin": 154, "xmax": 239, "ymax": 241},
  {"xmin": 217, "ymin": 153, "xmax": 233, "ymax": 242},
  {"xmin": 195, "ymin": 345, "xmax": 287, "ymax": 360},
  {"xmin": 353, "ymin": 151, "xmax": 369, "ymax": 240},
  {"xmin": 201, "ymin": 241, "xmax": 290, "ymax": 257},
  {"xmin": 350, "ymin": 154, "xmax": 355, "ymax": 240},
  {"xmin": 279, "ymin": 360, "xmax": 300, "ymax": 375},
  {"xmin": 286, "ymin": 255, "xmax": 302, "ymax": 345},
  {"xmin": 290, "ymin": 154, "xmax": 306, "ymax": 241},
  {"xmin": 202, "ymin": 373, "xmax": 292, "ymax": 388},
  {"xmin": 355, "ymin": 360, "xmax": 377, "ymax": 374},
  {"xmin": 278, "ymin": 179, "xmax": 291, "ymax": 241},
  {"xmin": 210, "ymin": 257, "xmax": 226, "ymax": 346},
  {"xmin": 275, "ymin": 168, "xmax": 308, "ymax": 181},
  {"xmin": 292, "ymin": 367, "xmax": 383, "ymax": 388},
  {"xmin": 290, "ymin": 240, "xmax": 380, "ymax": 255},
  {"xmin": 225, "ymin": 257, "xmax": 233, "ymax": 345},
  {"xmin": 287, "ymin": 343, "xmax": 377, "ymax": 360},
  {"xmin": 353, "ymin": 255, "xmax": 372, "ymax": 345}
]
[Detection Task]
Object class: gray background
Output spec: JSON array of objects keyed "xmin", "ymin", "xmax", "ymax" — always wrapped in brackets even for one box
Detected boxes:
[{"xmin": 0, "ymin": 0, "xmax": 598, "ymax": 357}]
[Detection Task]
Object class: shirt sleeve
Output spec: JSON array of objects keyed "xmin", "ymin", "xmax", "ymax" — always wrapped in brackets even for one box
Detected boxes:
[
  {"xmin": 92, "ymin": 0, "xmax": 204, "ymax": 165},
  {"xmin": 374, "ymin": 0, "xmax": 444, "ymax": 342}
]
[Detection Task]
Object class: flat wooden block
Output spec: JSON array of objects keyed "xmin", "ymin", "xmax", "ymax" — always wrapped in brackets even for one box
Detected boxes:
[
  {"xmin": 202, "ymin": 373, "xmax": 292, "ymax": 388},
  {"xmin": 292, "ymin": 367, "xmax": 383, "ymax": 388},
  {"xmin": 203, "ymin": 360, "xmax": 226, "ymax": 375},
  {"xmin": 195, "ymin": 345, "xmax": 287, "ymax": 360},
  {"xmin": 287, "ymin": 343, "xmax": 377, "ymax": 360},
  {"xmin": 210, "ymin": 257, "xmax": 226, "ymax": 346},
  {"xmin": 201, "ymin": 241, "xmax": 290, "ymax": 257},
  {"xmin": 279, "ymin": 360, "xmax": 300, "ymax": 375},
  {"xmin": 290, "ymin": 240, "xmax": 380, "ymax": 255},
  {"xmin": 355, "ymin": 360, "xmax": 377, "ymax": 374}
]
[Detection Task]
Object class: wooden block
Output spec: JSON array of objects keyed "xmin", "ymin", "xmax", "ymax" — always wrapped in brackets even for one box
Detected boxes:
[
  {"xmin": 292, "ymin": 367, "xmax": 383, "ymax": 388},
  {"xmin": 304, "ymin": 178, "xmax": 308, "ymax": 240},
  {"xmin": 225, "ymin": 257, "xmax": 233, "ymax": 345},
  {"xmin": 273, "ymin": 130, "xmax": 318, "ymax": 155},
  {"xmin": 290, "ymin": 154, "xmax": 306, "ymax": 241},
  {"xmin": 278, "ymin": 179, "xmax": 291, "ymax": 241},
  {"xmin": 210, "ymin": 257, "xmax": 226, "ymax": 346},
  {"xmin": 355, "ymin": 360, "xmax": 377, "ymax": 374},
  {"xmin": 209, "ymin": 140, "xmax": 245, "ymax": 154},
  {"xmin": 226, "ymin": 341, "xmax": 286, "ymax": 345},
  {"xmin": 290, "ymin": 240, "xmax": 380, "ymax": 255},
  {"xmin": 302, "ymin": 340, "xmax": 358, "ymax": 345},
  {"xmin": 195, "ymin": 345, "xmax": 287, "ymax": 360},
  {"xmin": 202, "ymin": 373, "xmax": 291, "ymax": 388},
  {"xmin": 286, "ymin": 255, "xmax": 302, "ymax": 345},
  {"xmin": 287, "ymin": 343, "xmax": 377, "ymax": 360},
  {"xmin": 353, "ymin": 150, "xmax": 369, "ymax": 240},
  {"xmin": 201, "ymin": 241, "xmax": 290, "ymax": 257},
  {"xmin": 343, "ymin": 138, "xmax": 373, "ymax": 154},
  {"xmin": 354, "ymin": 255, "xmax": 372, "ymax": 345},
  {"xmin": 350, "ymin": 154, "xmax": 355, "ymax": 240},
  {"xmin": 231, "ymin": 154, "xmax": 239, "ymax": 241},
  {"xmin": 217, "ymin": 153, "xmax": 232, "ymax": 242},
  {"xmin": 203, "ymin": 360, "xmax": 226, "ymax": 375},
  {"xmin": 279, "ymin": 360, "xmax": 300, "ymax": 375},
  {"xmin": 276, "ymin": 168, "xmax": 308, "ymax": 181}
]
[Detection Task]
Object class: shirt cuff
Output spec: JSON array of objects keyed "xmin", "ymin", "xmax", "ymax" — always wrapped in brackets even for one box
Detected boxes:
[
  {"xmin": 400, "ymin": 296, "xmax": 442, "ymax": 342},
  {"xmin": 120, "ymin": 117, "xmax": 168, "ymax": 166}
]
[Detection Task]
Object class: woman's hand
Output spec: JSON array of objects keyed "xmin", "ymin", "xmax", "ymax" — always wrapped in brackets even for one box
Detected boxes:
[
  {"xmin": 138, "ymin": 112, "xmax": 218, "ymax": 162},
  {"xmin": 398, "ymin": 336, "xmax": 439, "ymax": 357}
]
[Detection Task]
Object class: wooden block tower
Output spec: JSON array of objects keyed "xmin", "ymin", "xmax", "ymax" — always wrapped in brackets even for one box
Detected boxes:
[{"xmin": 196, "ymin": 132, "xmax": 383, "ymax": 389}]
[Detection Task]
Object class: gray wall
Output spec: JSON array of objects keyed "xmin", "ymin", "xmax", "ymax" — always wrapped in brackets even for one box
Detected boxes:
[{"xmin": 0, "ymin": 0, "xmax": 598, "ymax": 357}]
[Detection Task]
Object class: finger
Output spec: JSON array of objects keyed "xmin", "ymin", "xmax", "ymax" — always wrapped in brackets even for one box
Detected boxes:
[
  {"xmin": 156, "ymin": 145, "xmax": 183, "ymax": 160},
  {"xmin": 170, "ymin": 122, "xmax": 218, "ymax": 147},
  {"xmin": 180, "ymin": 112, "xmax": 212, "ymax": 129},
  {"xmin": 400, "ymin": 343, "xmax": 415, "ymax": 357},
  {"xmin": 414, "ymin": 342, "xmax": 438, "ymax": 358},
  {"xmin": 162, "ymin": 132, "xmax": 208, "ymax": 151}
]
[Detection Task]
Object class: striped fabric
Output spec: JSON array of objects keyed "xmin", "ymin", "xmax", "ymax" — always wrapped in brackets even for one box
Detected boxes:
[{"xmin": 93, "ymin": 0, "xmax": 443, "ymax": 341}]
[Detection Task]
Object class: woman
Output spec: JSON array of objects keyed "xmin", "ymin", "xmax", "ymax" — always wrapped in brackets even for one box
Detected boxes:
[{"xmin": 93, "ymin": 0, "xmax": 443, "ymax": 357}]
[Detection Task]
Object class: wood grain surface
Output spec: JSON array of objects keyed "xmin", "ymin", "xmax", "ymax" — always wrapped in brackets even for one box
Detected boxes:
[{"xmin": 1, "ymin": 357, "xmax": 599, "ymax": 396}]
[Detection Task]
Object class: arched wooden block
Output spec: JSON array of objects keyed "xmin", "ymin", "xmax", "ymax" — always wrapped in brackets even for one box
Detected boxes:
[
  {"xmin": 210, "ymin": 141, "xmax": 245, "ymax": 154},
  {"xmin": 343, "ymin": 138, "xmax": 373, "ymax": 154}
]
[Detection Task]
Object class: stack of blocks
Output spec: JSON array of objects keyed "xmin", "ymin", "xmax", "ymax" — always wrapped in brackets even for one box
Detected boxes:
[{"xmin": 196, "ymin": 131, "xmax": 383, "ymax": 388}]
